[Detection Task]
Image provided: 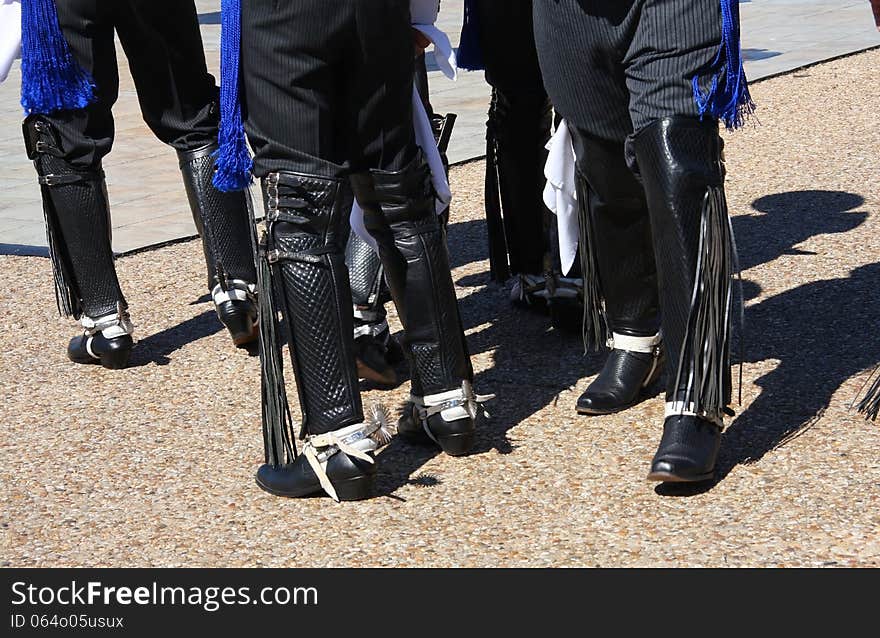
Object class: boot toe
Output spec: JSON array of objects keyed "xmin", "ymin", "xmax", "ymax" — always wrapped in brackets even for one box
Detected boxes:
[
  {"xmin": 576, "ymin": 390, "xmax": 622, "ymax": 415},
  {"xmin": 647, "ymin": 457, "xmax": 713, "ymax": 483},
  {"xmin": 647, "ymin": 416, "xmax": 721, "ymax": 483}
]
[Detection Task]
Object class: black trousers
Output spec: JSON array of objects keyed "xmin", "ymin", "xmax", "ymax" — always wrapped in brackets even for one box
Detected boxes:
[
  {"xmin": 241, "ymin": 0, "xmax": 416, "ymax": 178},
  {"xmin": 46, "ymin": 0, "xmax": 219, "ymax": 168},
  {"xmin": 474, "ymin": 0, "xmax": 552, "ymax": 280}
]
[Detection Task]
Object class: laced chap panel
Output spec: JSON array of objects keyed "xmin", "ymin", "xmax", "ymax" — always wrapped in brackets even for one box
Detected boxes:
[{"xmin": 260, "ymin": 172, "xmax": 363, "ymax": 445}]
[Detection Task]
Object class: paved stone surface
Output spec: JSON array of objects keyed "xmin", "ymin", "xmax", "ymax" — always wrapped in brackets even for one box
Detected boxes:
[
  {"xmin": 1, "ymin": 2, "xmax": 878, "ymax": 254},
  {"xmin": 1, "ymin": 49, "xmax": 878, "ymax": 567}
]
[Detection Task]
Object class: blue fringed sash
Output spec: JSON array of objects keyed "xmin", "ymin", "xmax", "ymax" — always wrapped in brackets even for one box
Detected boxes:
[
  {"xmin": 20, "ymin": 0, "xmax": 95, "ymax": 115},
  {"xmin": 213, "ymin": 0, "xmax": 253, "ymax": 192},
  {"xmin": 457, "ymin": 0, "xmax": 484, "ymax": 71},
  {"xmin": 693, "ymin": 0, "xmax": 756, "ymax": 130}
]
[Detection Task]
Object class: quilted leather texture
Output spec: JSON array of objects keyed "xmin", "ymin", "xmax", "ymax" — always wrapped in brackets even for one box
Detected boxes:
[
  {"xmin": 571, "ymin": 129, "xmax": 660, "ymax": 335},
  {"xmin": 35, "ymin": 152, "xmax": 124, "ymax": 319},
  {"xmin": 267, "ymin": 173, "xmax": 362, "ymax": 435},
  {"xmin": 345, "ymin": 230, "xmax": 383, "ymax": 308},
  {"xmin": 179, "ymin": 145, "xmax": 257, "ymax": 289}
]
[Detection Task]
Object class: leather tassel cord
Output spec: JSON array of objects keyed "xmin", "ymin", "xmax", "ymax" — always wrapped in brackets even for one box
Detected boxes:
[
  {"xmin": 575, "ymin": 174, "xmax": 609, "ymax": 353},
  {"xmin": 246, "ymin": 190, "xmax": 297, "ymax": 466},
  {"xmin": 855, "ymin": 366, "xmax": 880, "ymax": 421}
]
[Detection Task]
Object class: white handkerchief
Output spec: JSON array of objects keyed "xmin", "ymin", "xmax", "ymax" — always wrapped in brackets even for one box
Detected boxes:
[
  {"xmin": 350, "ymin": 88, "xmax": 452, "ymax": 251},
  {"xmin": 542, "ymin": 119, "xmax": 580, "ymax": 276}
]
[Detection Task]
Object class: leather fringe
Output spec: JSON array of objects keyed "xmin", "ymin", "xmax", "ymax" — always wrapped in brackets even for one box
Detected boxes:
[
  {"xmin": 484, "ymin": 91, "xmax": 511, "ymax": 283},
  {"xmin": 574, "ymin": 173, "xmax": 608, "ymax": 352},
  {"xmin": 246, "ymin": 191, "xmax": 296, "ymax": 466},
  {"xmin": 40, "ymin": 191, "xmax": 80, "ymax": 318},
  {"xmin": 672, "ymin": 185, "xmax": 740, "ymax": 423}
]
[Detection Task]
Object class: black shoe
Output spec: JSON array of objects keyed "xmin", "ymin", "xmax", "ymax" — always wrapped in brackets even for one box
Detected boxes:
[
  {"xmin": 256, "ymin": 451, "xmax": 377, "ymax": 501},
  {"xmin": 67, "ymin": 332, "xmax": 133, "ymax": 370},
  {"xmin": 67, "ymin": 307, "xmax": 134, "ymax": 370},
  {"xmin": 255, "ymin": 416, "xmax": 393, "ymax": 501},
  {"xmin": 398, "ymin": 402, "xmax": 476, "ymax": 457},
  {"xmin": 647, "ymin": 415, "xmax": 721, "ymax": 483},
  {"xmin": 397, "ymin": 384, "xmax": 489, "ymax": 457},
  {"xmin": 212, "ymin": 282, "xmax": 258, "ymax": 347},
  {"xmin": 577, "ymin": 345, "xmax": 662, "ymax": 415},
  {"xmin": 510, "ymin": 274, "xmax": 549, "ymax": 311},
  {"xmin": 354, "ymin": 322, "xmax": 402, "ymax": 388}
]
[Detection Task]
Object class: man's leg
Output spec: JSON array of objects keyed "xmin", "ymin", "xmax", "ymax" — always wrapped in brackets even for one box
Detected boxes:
[
  {"xmin": 533, "ymin": 0, "xmax": 663, "ymax": 415},
  {"xmin": 477, "ymin": 0, "xmax": 552, "ymax": 294},
  {"xmin": 23, "ymin": 0, "xmax": 133, "ymax": 369},
  {"xmin": 115, "ymin": 0, "xmax": 258, "ymax": 346},
  {"xmin": 348, "ymin": 0, "xmax": 482, "ymax": 457},
  {"xmin": 242, "ymin": 0, "xmax": 391, "ymax": 502},
  {"xmin": 624, "ymin": 0, "xmax": 735, "ymax": 483}
]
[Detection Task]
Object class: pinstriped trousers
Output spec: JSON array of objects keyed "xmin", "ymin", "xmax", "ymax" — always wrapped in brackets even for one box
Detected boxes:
[
  {"xmin": 533, "ymin": 0, "xmax": 730, "ymax": 405},
  {"xmin": 533, "ymin": 0, "xmax": 722, "ymax": 141}
]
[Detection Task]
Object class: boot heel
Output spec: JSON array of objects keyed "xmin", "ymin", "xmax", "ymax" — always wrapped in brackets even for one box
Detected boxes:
[
  {"xmin": 217, "ymin": 301, "xmax": 258, "ymax": 346},
  {"xmin": 437, "ymin": 432, "xmax": 475, "ymax": 457},
  {"xmin": 100, "ymin": 347, "xmax": 131, "ymax": 370},
  {"xmin": 331, "ymin": 473, "xmax": 376, "ymax": 501}
]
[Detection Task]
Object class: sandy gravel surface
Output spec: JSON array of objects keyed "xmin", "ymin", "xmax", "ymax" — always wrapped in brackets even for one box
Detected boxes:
[{"xmin": 2, "ymin": 50, "xmax": 879, "ymax": 567}]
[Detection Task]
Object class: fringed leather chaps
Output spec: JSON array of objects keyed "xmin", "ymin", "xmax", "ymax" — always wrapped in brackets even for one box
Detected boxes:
[
  {"xmin": 570, "ymin": 128, "xmax": 660, "ymax": 350},
  {"xmin": 632, "ymin": 116, "xmax": 737, "ymax": 424},
  {"xmin": 257, "ymin": 171, "xmax": 363, "ymax": 464},
  {"xmin": 484, "ymin": 88, "xmax": 553, "ymax": 282}
]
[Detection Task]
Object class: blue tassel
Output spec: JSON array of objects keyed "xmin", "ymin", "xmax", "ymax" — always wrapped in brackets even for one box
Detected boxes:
[
  {"xmin": 20, "ymin": 0, "xmax": 95, "ymax": 115},
  {"xmin": 692, "ymin": 0, "xmax": 756, "ymax": 130},
  {"xmin": 213, "ymin": 0, "xmax": 253, "ymax": 192},
  {"xmin": 457, "ymin": 0, "xmax": 484, "ymax": 71}
]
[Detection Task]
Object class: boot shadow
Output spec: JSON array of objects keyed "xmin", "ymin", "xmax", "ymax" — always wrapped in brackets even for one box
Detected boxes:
[{"xmin": 128, "ymin": 309, "xmax": 247, "ymax": 367}]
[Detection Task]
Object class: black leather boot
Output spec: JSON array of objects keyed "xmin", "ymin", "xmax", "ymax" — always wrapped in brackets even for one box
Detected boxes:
[
  {"xmin": 67, "ymin": 303, "xmax": 134, "ymax": 369},
  {"xmin": 253, "ymin": 172, "xmax": 392, "ymax": 500},
  {"xmin": 256, "ymin": 412, "xmax": 393, "ymax": 502},
  {"xmin": 352, "ymin": 154, "xmax": 486, "ymax": 456},
  {"xmin": 647, "ymin": 415, "xmax": 721, "ymax": 483},
  {"xmin": 345, "ymin": 230, "xmax": 402, "ymax": 387},
  {"xmin": 577, "ymin": 333, "xmax": 663, "ymax": 415},
  {"xmin": 631, "ymin": 117, "xmax": 737, "ymax": 483},
  {"xmin": 24, "ymin": 116, "xmax": 134, "ymax": 369},
  {"xmin": 178, "ymin": 143, "xmax": 258, "ymax": 347}
]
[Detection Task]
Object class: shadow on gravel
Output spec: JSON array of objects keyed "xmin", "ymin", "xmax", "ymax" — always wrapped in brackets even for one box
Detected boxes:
[
  {"xmin": 657, "ymin": 189, "xmax": 875, "ymax": 495},
  {"xmin": 128, "ymin": 309, "xmax": 226, "ymax": 367},
  {"xmin": 380, "ymin": 189, "xmax": 874, "ymax": 497}
]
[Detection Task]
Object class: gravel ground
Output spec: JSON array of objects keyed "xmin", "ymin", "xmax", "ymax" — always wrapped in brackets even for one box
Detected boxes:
[{"xmin": 2, "ymin": 50, "xmax": 879, "ymax": 568}]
